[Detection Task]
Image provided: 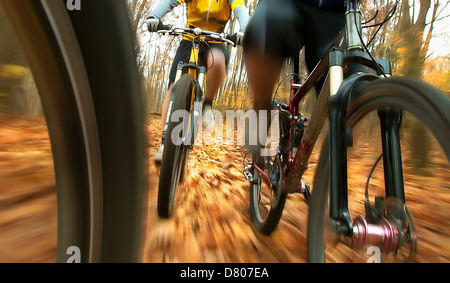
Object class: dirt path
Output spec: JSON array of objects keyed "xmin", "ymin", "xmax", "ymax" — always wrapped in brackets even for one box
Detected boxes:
[
  {"xmin": 1, "ymin": 114, "xmax": 449, "ymax": 263},
  {"xmin": 142, "ymin": 117, "xmax": 312, "ymax": 262},
  {"xmin": 0, "ymin": 114, "xmax": 56, "ymax": 263}
]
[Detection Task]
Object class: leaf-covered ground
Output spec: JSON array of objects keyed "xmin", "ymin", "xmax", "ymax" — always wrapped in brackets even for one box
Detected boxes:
[
  {"xmin": 143, "ymin": 117, "xmax": 312, "ymax": 263},
  {"xmin": 0, "ymin": 114, "xmax": 449, "ymax": 262}
]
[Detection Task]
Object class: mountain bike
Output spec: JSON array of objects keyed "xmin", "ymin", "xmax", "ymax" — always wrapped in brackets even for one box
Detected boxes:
[
  {"xmin": 243, "ymin": 0, "xmax": 450, "ymax": 262},
  {"xmin": 152, "ymin": 25, "xmax": 238, "ymax": 218},
  {"xmin": 1, "ymin": 0, "xmax": 148, "ymax": 262}
]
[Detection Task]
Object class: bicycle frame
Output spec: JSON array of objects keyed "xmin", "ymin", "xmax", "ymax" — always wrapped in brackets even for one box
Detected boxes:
[{"xmin": 253, "ymin": 0, "xmax": 403, "ymax": 236}]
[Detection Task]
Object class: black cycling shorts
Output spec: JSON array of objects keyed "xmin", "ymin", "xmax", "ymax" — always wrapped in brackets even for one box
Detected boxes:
[
  {"xmin": 168, "ymin": 39, "xmax": 230, "ymax": 88},
  {"xmin": 243, "ymin": 0, "xmax": 346, "ymax": 72}
]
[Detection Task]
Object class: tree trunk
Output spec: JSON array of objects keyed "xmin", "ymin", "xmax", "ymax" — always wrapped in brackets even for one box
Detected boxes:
[{"xmin": 399, "ymin": 0, "xmax": 439, "ymax": 170}]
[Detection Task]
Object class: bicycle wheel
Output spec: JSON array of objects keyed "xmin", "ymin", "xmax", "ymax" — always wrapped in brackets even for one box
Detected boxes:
[
  {"xmin": 250, "ymin": 154, "xmax": 287, "ymax": 235},
  {"xmin": 2, "ymin": 0, "xmax": 148, "ymax": 262},
  {"xmin": 308, "ymin": 77, "xmax": 450, "ymax": 262},
  {"xmin": 157, "ymin": 74, "xmax": 195, "ymax": 218},
  {"xmin": 249, "ymin": 107, "xmax": 290, "ymax": 235}
]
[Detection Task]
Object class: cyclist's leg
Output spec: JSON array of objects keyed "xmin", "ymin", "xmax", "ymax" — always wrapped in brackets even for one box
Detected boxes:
[
  {"xmin": 243, "ymin": 0, "xmax": 304, "ymax": 154},
  {"xmin": 243, "ymin": 0, "xmax": 304, "ymax": 111},
  {"xmin": 201, "ymin": 43, "xmax": 230, "ymax": 127},
  {"xmin": 244, "ymin": 49, "xmax": 282, "ymax": 112},
  {"xmin": 204, "ymin": 45, "xmax": 229, "ymax": 103}
]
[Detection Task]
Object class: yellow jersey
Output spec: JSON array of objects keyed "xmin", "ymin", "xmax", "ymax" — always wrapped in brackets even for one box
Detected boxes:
[
  {"xmin": 181, "ymin": 0, "xmax": 244, "ymax": 33},
  {"xmin": 148, "ymin": 0, "xmax": 248, "ymax": 34}
]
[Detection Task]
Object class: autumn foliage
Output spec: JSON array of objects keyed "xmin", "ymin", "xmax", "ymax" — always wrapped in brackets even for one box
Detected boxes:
[{"xmin": 1, "ymin": 114, "xmax": 449, "ymax": 262}]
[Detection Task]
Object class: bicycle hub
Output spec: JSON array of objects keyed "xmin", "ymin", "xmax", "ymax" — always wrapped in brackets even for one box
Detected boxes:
[{"xmin": 352, "ymin": 216, "xmax": 400, "ymax": 251}]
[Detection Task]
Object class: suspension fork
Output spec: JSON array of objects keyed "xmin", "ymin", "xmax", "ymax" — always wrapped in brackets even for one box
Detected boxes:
[
  {"xmin": 167, "ymin": 38, "xmax": 206, "ymax": 146},
  {"xmin": 163, "ymin": 62, "xmax": 204, "ymax": 144},
  {"xmin": 378, "ymin": 109, "xmax": 405, "ymax": 202},
  {"xmin": 188, "ymin": 66, "xmax": 206, "ymax": 146},
  {"xmin": 326, "ymin": 45, "xmax": 394, "ymax": 236},
  {"xmin": 328, "ymin": 87, "xmax": 405, "ymax": 237},
  {"xmin": 327, "ymin": 0, "xmax": 360, "ymax": 235}
]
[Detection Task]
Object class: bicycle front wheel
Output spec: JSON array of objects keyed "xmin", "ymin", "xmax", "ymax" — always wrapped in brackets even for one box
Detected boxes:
[
  {"xmin": 157, "ymin": 74, "xmax": 195, "ymax": 218},
  {"xmin": 308, "ymin": 77, "xmax": 450, "ymax": 262},
  {"xmin": 2, "ymin": 0, "xmax": 148, "ymax": 262}
]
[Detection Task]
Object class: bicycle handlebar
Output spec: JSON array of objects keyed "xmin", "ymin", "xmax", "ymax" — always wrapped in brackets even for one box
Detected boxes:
[{"xmin": 155, "ymin": 24, "xmax": 238, "ymax": 46}]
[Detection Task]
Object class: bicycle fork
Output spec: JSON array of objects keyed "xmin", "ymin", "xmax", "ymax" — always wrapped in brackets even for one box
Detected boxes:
[
  {"xmin": 163, "ymin": 62, "xmax": 206, "ymax": 146},
  {"xmin": 350, "ymin": 109, "xmax": 409, "ymax": 253},
  {"xmin": 328, "ymin": 76, "xmax": 407, "ymax": 253}
]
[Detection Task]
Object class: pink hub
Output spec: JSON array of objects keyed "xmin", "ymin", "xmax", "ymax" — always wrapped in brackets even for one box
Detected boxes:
[{"xmin": 352, "ymin": 216, "xmax": 400, "ymax": 251}]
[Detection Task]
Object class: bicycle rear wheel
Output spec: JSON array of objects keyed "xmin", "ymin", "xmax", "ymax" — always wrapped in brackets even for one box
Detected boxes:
[
  {"xmin": 308, "ymin": 77, "xmax": 450, "ymax": 262},
  {"xmin": 2, "ymin": 0, "xmax": 148, "ymax": 262},
  {"xmin": 157, "ymin": 74, "xmax": 195, "ymax": 218},
  {"xmin": 250, "ymin": 155, "xmax": 287, "ymax": 235}
]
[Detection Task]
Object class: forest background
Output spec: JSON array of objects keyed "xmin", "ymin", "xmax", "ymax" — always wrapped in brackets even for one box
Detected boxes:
[
  {"xmin": 0, "ymin": 0, "xmax": 449, "ymax": 166},
  {"xmin": 127, "ymin": 0, "xmax": 450, "ymax": 115},
  {"xmin": 129, "ymin": 0, "xmax": 450, "ymax": 167},
  {"xmin": 1, "ymin": 0, "xmax": 449, "ymax": 115}
]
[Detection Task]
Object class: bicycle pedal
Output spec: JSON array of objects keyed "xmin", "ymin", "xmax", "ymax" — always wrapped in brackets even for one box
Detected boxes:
[{"xmin": 243, "ymin": 170, "xmax": 254, "ymax": 182}]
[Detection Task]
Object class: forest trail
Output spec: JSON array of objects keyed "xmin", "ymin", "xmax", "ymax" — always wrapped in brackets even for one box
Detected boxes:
[
  {"xmin": 1, "ymin": 114, "xmax": 449, "ymax": 263},
  {"xmin": 142, "ymin": 117, "xmax": 312, "ymax": 263}
]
